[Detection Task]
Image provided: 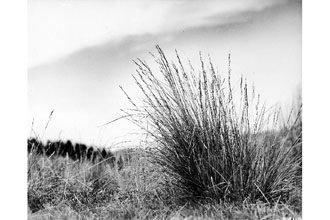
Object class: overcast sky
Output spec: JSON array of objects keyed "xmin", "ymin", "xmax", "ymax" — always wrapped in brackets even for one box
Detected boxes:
[{"xmin": 28, "ymin": 0, "xmax": 301, "ymax": 148}]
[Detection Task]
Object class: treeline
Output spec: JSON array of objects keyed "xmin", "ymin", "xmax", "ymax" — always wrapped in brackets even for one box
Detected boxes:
[{"xmin": 28, "ymin": 138, "xmax": 116, "ymax": 165}]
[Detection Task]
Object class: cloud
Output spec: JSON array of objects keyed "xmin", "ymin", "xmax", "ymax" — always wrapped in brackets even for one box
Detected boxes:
[{"xmin": 29, "ymin": 0, "xmax": 294, "ymax": 67}]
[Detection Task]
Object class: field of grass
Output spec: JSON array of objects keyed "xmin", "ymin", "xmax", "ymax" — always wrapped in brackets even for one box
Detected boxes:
[
  {"xmin": 28, "ymin": 46, "xmax": 302, "ymax": 219},
  {"xmin": 28, "ymin": 145, "xmax": 301, "ymax": 220}
]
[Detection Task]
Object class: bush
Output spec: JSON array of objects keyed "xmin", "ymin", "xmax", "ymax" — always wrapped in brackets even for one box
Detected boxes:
[{"xmin": 122, "ymin": 46, "xmax": 302, "ymax": 206}]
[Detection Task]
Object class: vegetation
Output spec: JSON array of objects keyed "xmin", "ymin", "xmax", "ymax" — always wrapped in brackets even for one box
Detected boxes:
[
  {"xmin": 28, "ymin": 138, "xmax": 115, "ymax": 165},
  {"xmin": 28, "ymin": 46, "xmax": 302, "ymax": 219},
  {"xmin": 28, "ymin": 146, "xmax": 301, "ymax": 219},
  {"xmin": 122, "ymin": 46, "xmax": 302, "ymax": 206}
]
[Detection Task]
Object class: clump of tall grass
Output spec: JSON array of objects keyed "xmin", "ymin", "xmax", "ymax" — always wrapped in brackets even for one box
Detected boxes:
[{"xmin": 121, "ymin": 46, "xmax": 302, "ymax": 206}]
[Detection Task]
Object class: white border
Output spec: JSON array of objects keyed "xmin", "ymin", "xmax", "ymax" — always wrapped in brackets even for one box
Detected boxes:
[
  {"xmin": 303, "ymin": 0, "xmax": 330, "ymax": 219},
  {"xmin": 1, "ymin": 0, "xmax": 329, "ymax": 219},
  {"xmin": 0, "ymin": 0, "xmax": 27, "ymax": 218}
]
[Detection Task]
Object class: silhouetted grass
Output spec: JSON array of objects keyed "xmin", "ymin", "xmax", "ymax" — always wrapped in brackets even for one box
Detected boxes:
[{"xmin": 122, "ymin": 46, "xmax": 302, "ymax": 207}]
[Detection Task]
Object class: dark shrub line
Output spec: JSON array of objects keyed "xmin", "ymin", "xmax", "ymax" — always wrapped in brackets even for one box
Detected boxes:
[{"xmin": 27, "ymin": 138, "xmax": 116, "ymax": 165}]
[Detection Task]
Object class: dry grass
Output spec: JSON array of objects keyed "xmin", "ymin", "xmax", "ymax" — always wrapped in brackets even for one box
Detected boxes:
[
  {"xmin": 28, "ymin": 146, "xmax": 301, "ymax": 219},
  {"xmin": 121, "ymin": 46, "xmax": 302, "ymax": 206}
]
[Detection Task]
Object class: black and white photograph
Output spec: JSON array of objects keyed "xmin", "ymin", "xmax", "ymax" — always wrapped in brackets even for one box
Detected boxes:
[{"xmin": 26, "ymin": 0, "xmax": 304, "ymax": 219}]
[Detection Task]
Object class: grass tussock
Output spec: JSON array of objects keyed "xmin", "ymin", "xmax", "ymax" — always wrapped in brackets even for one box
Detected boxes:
[{"xmin": 121, "ymin": 46, "xmax": 302, "ymax": 207}]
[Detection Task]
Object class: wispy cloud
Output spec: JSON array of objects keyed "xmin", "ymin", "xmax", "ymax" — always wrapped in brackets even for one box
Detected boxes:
[{"xmin": 29, "ymin": 0, "xmax": 294, "ymax": 67}]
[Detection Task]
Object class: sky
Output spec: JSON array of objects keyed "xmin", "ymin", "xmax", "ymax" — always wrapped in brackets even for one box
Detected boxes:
[{"xmin": 28, "ymin": 0, "xmax": 302, "ymax": 149}]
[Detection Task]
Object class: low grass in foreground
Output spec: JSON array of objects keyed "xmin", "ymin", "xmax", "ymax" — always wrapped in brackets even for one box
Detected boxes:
[{"xmin": 28, "ymin": 147, "xmax": 301, "ymax": 219}]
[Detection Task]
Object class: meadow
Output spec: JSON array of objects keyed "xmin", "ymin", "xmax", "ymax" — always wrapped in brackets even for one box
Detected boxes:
[{"xmin": 28, "ymin": 46, "xmax": 302, "ymax": 219}]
